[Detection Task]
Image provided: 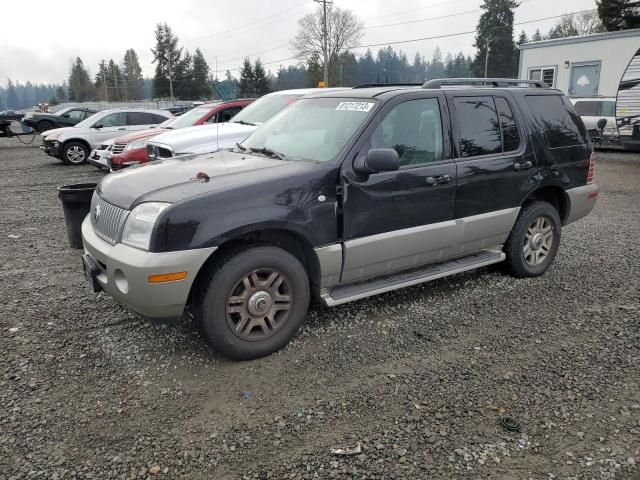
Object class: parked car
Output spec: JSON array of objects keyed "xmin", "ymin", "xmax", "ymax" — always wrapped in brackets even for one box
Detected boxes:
[
  {"xmin": 81, "ymin": 78, "xmax": 598, "ymax": 360},
  {"xmin": 570, "ymin": 97, "xmax": 619, "ymax": 148},
  {"xmin": 88, "ymin": 139, "xmax": 116, "ymax": 170},
  {"xmin": 23, "ymin": 107, "xmax": 97, "ymax": 133},
  {"xmin": 41, "ymin": 109, "xmax": 172, "ymax": 165},
  {"xmin": 145, "ymin": 89, "xmax": 338, "ymax": 160},
  {"xmin": 90, "ymin": 99, "xmax": 254, "ymax": 171},
  {"xmin": 163, "ymin": 105, "xmax": 192, "ymax": 116},
  {"xmin": 0, "ymin": 110, "xmax": 23, "ymax": 121}
]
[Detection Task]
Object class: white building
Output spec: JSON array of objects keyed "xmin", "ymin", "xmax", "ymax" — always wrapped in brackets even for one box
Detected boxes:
[{"xmin": 518, "ymin": 29, "xmax": 640, "ymax": 97}]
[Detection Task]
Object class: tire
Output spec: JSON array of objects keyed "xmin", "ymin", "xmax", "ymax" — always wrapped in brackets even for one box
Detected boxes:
[
  {"xmin": 61, "ymin": 141, "xmax": 89, "ymax": 165},
  {"xmin": 194, "ymin": 245, "xmax": 310, "ymax": 360},
  {"xmin": 504, "ymin": 201, "xmax": 561, "ymax": 278},
  {"xmin": 37, "ymin": 121, "xmax": 54, "ymax": 134}
]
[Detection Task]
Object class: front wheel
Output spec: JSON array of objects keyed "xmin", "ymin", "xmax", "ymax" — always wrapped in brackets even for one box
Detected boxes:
[
  {"xmin": 37, "ymin": 121, "xmax": 54, "ymax": 134},
  {"xmin": 504, "ymin": 201, "xmax": 561, "ymax": 278},
  {"xmin": 61, "ymin": 141, "xmax": 89, "ymax": 165},
  {"xmin": 194, "ymin": 246, "xmax": 310, "ymax": 360}
]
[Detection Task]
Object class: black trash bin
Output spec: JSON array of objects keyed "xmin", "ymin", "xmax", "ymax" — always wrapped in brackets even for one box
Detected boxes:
[{"xmin": 58, "ymin": 183, "xmax": 97, "ymax": 249}]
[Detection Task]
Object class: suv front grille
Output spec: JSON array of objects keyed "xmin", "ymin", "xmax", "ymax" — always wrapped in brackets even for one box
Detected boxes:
[
  {"xmin": 90, "ymin": 193, "xmax": 129, "ymax": 244},
  {"xmin": 112, "ymin": 143, "xmax": 127, "ymax": 154}
]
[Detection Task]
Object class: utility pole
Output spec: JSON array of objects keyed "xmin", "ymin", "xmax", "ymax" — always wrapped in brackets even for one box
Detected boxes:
[
  {"xmin": 484, "ymin": 39, "xmax": 491, "ymax": 78},
  {"xmin": 168, "ymin": 56, "xmax": 175, "ymax": 101},
  {"xmin": 314, "ymin": 0, "xmax": 332, "ymax": 87}
]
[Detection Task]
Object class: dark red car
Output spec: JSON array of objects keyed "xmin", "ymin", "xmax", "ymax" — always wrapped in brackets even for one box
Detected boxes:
[{"xmin": 99, "ymin": 99, "xmax": 254, "ymax": 170}]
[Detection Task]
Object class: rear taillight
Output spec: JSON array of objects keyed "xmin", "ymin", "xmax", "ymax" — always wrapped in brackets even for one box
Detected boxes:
[{"xmin": 587, "ymin": 152, "xmax": 595, "ymax": 184}]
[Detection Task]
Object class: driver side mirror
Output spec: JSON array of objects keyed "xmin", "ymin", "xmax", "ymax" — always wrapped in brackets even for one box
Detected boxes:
[
  {"xmin": 62, "ymin": 114, "xmax": 70, "ymax": 118},
  {"xmin": 93, "ymin": 123, "xmax": 103, "ymax": 129},
  {"xmin": 597, "ymin": 118, "xmax": 608, "ymax": 130},
  {"xmin": 354, "ymin": 148, "xmax": 400, "ymax": 175}
]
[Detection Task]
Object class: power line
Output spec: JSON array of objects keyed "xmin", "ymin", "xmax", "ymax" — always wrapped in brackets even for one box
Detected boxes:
[
  {"xmin": 182, "ymin": 1, "xmax": 311, "ymax": 44},
  {"xmin": 362, "ymin": 0, "xmax": 470, "ymax": 22}
]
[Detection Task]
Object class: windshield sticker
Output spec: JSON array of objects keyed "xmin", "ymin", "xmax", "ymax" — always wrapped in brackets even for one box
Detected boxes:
[{"xmin": 335, "ymin": 102, "xmax": 375, "ymax": 112}]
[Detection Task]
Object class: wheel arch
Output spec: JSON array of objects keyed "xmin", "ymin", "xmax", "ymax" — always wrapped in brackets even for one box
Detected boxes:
[
  {"xmin": 522, "ymin": 185, "xmax": 570, "ymax": 225},
  {"xmin": 188, "ymin": 228, "xmax": 321, "ymax": 308},
  {"xmin": 61, "ymin": 137, "xmax": 92, "ymax": 153}
]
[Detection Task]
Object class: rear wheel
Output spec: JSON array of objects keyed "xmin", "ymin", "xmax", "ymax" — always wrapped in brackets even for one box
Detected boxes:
[
  {"xmin": 504, "ymin": 201, "xmax": 561, "ymax": 278},
  {"xmin": 37, "ymin": 121, "xmax": 54, "ymax": 133},
  {"xmin": 61, "ymin": 141, "xmax": 89, "ymax": 165},
  {"xmin": 194, "ymin": 245, "xmax": 310, "ymax": 360}
]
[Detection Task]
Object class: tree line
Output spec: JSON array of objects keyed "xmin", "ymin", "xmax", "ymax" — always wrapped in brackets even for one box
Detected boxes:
[{"xmin": 2, "ymin": 0, "xmax": 640, "ymax": 110}]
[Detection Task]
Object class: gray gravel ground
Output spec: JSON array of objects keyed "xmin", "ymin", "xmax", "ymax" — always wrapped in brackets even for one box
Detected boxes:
[{"xmin": 0, "ymin": 138, "xmax": 639, "ymax": 480}]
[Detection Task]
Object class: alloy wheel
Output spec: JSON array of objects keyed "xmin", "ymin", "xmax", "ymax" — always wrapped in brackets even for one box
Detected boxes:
[
  {"xmin": 66, "ymin": 145, "xmax": 86, "ymax": 164},
  {"xmin": 523, "ymin": 216, "xmax": 554, "ymax": 266},
  {"xmin": 225, "ymin": 268, "xmax": 292, "ymax": 341}
]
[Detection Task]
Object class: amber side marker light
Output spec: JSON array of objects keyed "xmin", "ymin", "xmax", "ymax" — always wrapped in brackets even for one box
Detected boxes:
[{"xmin": 148, "ymin": 272, "xmax": 188, "ymax": 283}]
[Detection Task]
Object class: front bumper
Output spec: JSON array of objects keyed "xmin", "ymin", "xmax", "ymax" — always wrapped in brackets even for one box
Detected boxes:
[
  {"xmin": 88, "ymin": 150, "xmax": 110, "ymax": 170},
  {"xmin": 81, "ymin": 216, "xmax": 216, "ymax": 319},
  {"xmin": 40, "ymin": 139, "xmax": 61, "ymax": 157},
  {"xmin": 565, "ymin": 183, "xmax": 599, "ymax": 224}
]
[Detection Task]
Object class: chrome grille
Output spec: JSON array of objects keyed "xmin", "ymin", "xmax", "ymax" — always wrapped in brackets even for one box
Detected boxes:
[
  {"xmin": 90, "ymin": 193, "xmax": 129, "ymax": 244},
  {"xmin": 112, "ymin": 143, "xmax": 127, "ymax": 154}
]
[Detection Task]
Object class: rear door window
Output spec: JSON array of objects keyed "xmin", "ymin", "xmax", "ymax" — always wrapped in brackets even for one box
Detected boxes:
[
  {"xmin": 453, "ymin": 96, "xmax": 502, "ymax": 157},
  {"xmin": 127, "ymin": 112, "xmax": 154, "ymax": 125},
  {"xmin": 525, "ymin": 95, "xmax": 588, "ymax": 148}
]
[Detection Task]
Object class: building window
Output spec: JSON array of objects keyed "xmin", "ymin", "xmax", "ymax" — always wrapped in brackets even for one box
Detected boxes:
[{"xmin": 529, "ymin": 67, "xmax": 556, "ymax": 87}]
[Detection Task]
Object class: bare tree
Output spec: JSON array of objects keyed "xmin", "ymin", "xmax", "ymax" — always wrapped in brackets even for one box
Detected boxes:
[
  {"xmin": 547, "ymin": 11, "xmax": 605, "ymax": 39},
  {"xmin": 291, "ymin": 5, "xmax": 363, "ymax": 87}
]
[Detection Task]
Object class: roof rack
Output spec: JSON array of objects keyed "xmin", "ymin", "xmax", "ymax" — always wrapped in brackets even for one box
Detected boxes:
[
  {"xmin": 422, "ymin": 78, "xmax": 549, "ymax": 89},
  {"xmin": 353, "ymin": 82, "xmax": 423, "ymax": 89}
]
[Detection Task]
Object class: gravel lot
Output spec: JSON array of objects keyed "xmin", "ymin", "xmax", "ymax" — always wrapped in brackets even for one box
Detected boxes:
[{"xmin": 1, "ymin": 138, "xmax": 639, "ymax": 480}]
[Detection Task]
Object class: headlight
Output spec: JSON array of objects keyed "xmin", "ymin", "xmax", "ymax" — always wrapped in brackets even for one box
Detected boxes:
[
  {"xmin": 45, "ymin": 133, "xmax": 60, "ymax": 140},
  {"xmin": 125, "ymin": 139, "xmax": 148, "ymax": 151},
  {"xmin": 121, "ymin": 202, "xmax": 170, "ymax": 250},
  {"xmin": 24, "ymin": 113, "xmax": 33, "ymax": 119}
]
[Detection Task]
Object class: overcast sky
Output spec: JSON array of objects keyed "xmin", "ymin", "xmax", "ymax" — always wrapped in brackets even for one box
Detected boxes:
[{"xmin": 1, "ymin": 0, "xmax": 596, "ymax": 85}]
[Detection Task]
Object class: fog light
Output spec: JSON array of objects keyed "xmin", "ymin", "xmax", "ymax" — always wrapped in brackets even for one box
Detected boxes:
[
  {"xmin": 114, "ymin": 269, "xmax": 129, "ymax": 294},
  {"xmin": 148, "ymin": 272, "xmax": 187, "ymax": 283}
]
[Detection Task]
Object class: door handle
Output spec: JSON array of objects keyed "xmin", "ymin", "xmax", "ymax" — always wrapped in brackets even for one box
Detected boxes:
[
  {"xmin": 513, "ymin": 161, "xmax": 533, "ymax": 171},
  {"xmin": 118, "ymin": 128, "xmax": 126, "ymax": 130},
  {"xmin": 426, "ymin": 174, "xmax": 452, "ymax": 185}
]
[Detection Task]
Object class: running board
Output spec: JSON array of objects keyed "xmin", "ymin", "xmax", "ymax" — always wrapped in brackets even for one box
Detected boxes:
[{"xmin": 321, "ymin": 250, "xmax": 505, "ymax": 307}]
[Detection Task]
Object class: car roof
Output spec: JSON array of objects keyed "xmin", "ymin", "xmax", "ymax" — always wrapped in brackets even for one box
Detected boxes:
[{"xmin": 97, "ymin": 108, "xmax": 172, "ymax": 115}]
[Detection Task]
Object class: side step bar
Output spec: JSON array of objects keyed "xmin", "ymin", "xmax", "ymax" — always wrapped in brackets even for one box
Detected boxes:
[{"xmin": 321, "ymin": 250, "xmax": 505, "ymax": 307}]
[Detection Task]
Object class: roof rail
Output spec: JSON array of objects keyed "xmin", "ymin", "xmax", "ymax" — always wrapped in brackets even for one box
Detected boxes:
[
  {"xmin": 422, "ymin": 78, "xmax": 549, "ymax": 89},
  {"xmin": 353, "ymin": 82, "xmax": 423, "ymax": 89}
]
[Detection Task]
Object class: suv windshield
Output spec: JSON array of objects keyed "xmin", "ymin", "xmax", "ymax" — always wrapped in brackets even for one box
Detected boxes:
[
  {"xmin": 241, "ymin": 97, "xmax": 377, "ymax": 163},
  {"xmin": 162, "ymin": 106, "xmax": 217, "ymax": 129},
  {"xmin": 231, "ymin": 93, "xmax": 302, "ymax": 126}
]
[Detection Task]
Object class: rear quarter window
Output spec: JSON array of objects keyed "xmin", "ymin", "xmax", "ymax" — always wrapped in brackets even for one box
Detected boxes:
[
  {"xmin": 573, "ymin": 101, "xmax": 600, "ymax": 117},
  {"xmin": 525, "ymin": 95, "xmax": 588, "ymax": 148}
]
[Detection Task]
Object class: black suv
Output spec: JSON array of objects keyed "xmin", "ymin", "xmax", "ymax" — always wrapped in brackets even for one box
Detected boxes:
[
  {"xmin": 81, "ymin": 78, "xmax": 599, "ymax": 360},
  {"xmin": 23, "ymin": 107, "xmax": 96, "ymax": 133}
]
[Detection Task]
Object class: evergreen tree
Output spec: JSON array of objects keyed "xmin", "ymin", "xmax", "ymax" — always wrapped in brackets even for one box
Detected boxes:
[
  {"xmin": 412, "ymin": 52, "xmax": 427, "ymax": 82},
  {"xmin": 531, "ymin": 29, "xmax": 543, "ymax": 41},
  {"xmin": 175, "ymin": 51, "xmax": 193, "ymax": 98},
  {"xmin": 6, "ymin": 79, "xmax": 19, "ymax": 109},
  {"xmin": 254, "ymin": 59, "xmax": 271, "ymax": 96},
  {"xmin": 358, "ymin": 49, "xmax": 377, "ymax": 84},
  {"xmin": 55, "ymin": 86, "xmax": 66, "ymax": 103},
  {"xmin": 0, "ymin": 88, "xmax": 5, "ymax": 111},
  {"xmin": 95, "ymin": 60, "xmax": 109, "ymax": 101},
  {"xmin": 123, "ymin": 49, "xmax": 144, "ymax": 100},
  {"xmin": 68, "ymin": 57, "xmax": 95, "ymax": 102},
  {"xmin": 151, "ymin": 23, "xmax": 183, "ymax": 98},
  {"xmin": 107, "ymin": 59, "xmax": 124, "ymax": 101},
  {"xmin": 305, "ymin": 53, "xmax": 323, "ymax": 88},
  {"xmin": 238, "ymin": 58, "xmax": 255, "ymax": 97},
  {"xmin": 427, "ymin": 48, "xmax": 446, "ymax": 80},
  {"xmin": 597, "ymin": 0, "xmax": 640, "ymax": 30},
  {"xmin": 190, "ymin": 48, "xmax": 211, "ymax": 99},
  {"xmin": 472, "ymin": 0, "xmax": 518, "ymax": 78}
]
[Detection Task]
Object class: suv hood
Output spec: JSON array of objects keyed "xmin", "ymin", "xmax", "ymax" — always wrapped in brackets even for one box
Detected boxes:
[
  {"xmin": 98, "ymin": 150, "xmax": 315, "ymax": 210},
  {"xmin": 147, "ymin": 122, "xmax": 256, "ymax": 155},
  {"xmin": 41, "ymin": 126, "xmax": 76, "ymax": 138}
]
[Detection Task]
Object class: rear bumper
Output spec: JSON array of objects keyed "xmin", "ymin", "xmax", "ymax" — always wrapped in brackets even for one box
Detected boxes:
[
  {"xmin": 81, "ymin": 216, "xmax": 216, "ymax": 319},
  {"xmin": 565, "ymin": 183, "xmax": 599, "ymax": 225}
]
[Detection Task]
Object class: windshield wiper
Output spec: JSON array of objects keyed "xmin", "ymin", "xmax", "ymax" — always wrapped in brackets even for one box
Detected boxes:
[
  {"xmin": 235, "ymin": 142, "xmax": 248, "ymax": 152},
  {"xmin": 249, "ymin": 147, "xmax": 290, "ymax": 161},
  {"xmin": 233, "ymin": 120, "xmax": 256, "ymax": 126}
]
